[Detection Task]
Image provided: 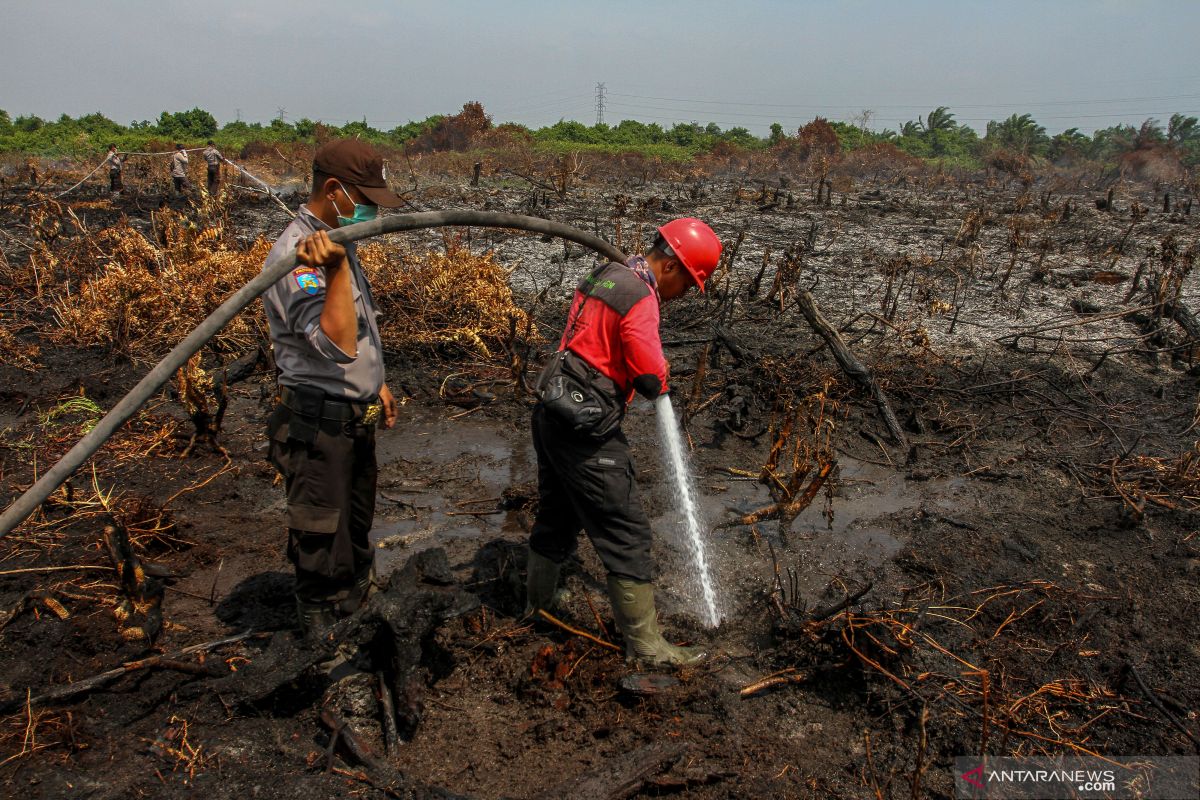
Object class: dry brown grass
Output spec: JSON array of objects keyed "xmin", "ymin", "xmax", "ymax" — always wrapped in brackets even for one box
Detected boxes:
[
  {"xmin": 360, "ymin": 237, "xmax": 538, "ymax": 359},
  {"xmin": 49, "ymin": 212, "xmax": 269, "ymax": 358},
  {"xmin": 0, "ymin": 327, "xmax": 39, "ymax": 371},
  {"xmin": 37, "ymin": 204, "xmax": 534, "ymax": 364}
]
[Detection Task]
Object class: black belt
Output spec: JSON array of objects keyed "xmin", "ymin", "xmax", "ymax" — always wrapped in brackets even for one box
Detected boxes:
[{"xmin": 278, "ymin": 385, "xmax": 382, "ymax": 426}]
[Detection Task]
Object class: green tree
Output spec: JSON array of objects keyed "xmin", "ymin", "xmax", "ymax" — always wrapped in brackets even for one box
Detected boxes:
[
  {"xmin": 1048, "ymin": 127, "xmax": 1091, "ymax": 162},
  {"xmin": 268, "ymin": 117, "xmax": 298, "ymax": 141},
  {"xmin": 535, "ymin": 119, "xmax": 597, "ymax": 144},
  {"xmin": 14, "ymin": 115, "xmax": 45, "ymax": 133},
  {"xmin": 156, "ymin": 108, "xmax": 218, "ymax": 139},
  {"xmin": 920, "ymin": 107, "xmax": 960, "ymax": 156},
  {"xmin": 294, "ymin": 118, "xmax": 318, "ymax": 138},
  {"xmin": 920, "ymin": 107, "xmax": 957, "ymax": 136},
  {"xmin": 986, "ymin": 113, "xmax": 1048, "ymax": 155},
  {"xmin": 389, "ymin": 115, "xmax": 445, "ymax": 144},
  {"xmin": 768, "ymin": 122, "xmax": 785, "ymax": 145},
  {"xmin": 609, "ymin": 119, "xmax": 665, "ymax": 145},
  {"xmin": 668, "ymin": 122, "xmax": 706, "ymax": 148},
  {"xmin": 721, "ymin": 126, "xmax": 758, "ymax": 148},
  {"xmin": 1167, "ymin": 113, "xmax": 1198, "ymax": 144}
]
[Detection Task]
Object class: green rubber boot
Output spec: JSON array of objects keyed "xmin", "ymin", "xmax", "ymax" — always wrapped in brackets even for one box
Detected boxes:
[
  {"xmin": 524, "ymin": 550, "xmax": 565, "ymax": 618},
  {"xmin": 606, "ymin": 576, "xmax": 707, "ymax": 667}
]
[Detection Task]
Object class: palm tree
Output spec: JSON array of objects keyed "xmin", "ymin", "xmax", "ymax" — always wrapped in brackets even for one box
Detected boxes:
[
  {"xmin": 1048, "ymin": 127, "xmax": 1090, "ymax": 161},
  {"xmin": 987, "ymin": 113, "xmax": 1048, "ymax": 155},
  {"xmin": 1167, "ymin": 113, "xmax": 1198, "ymax": 144},
  {"xmin": 918, "ymin": 107, "xmax": 958, "ymax": 155},
  {"xmin": 919, "ymin": 107, "xmax": 956, "ymax": 135}
]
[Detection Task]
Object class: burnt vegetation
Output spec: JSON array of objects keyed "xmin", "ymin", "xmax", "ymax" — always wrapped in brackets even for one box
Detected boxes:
[{"xmin": 0, "ymin": 108, "xmax": 1197, "ymax": 799}]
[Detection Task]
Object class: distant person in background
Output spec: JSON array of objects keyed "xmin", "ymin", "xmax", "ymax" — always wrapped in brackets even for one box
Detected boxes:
[
  {"xmin": 203, "ymin": 140, "xmax": 223, "ymax": 195},
  {"xmin": 107, "ymin": 144, "xmax": 124, "ymax": 195},
  {"xmin": 171, "ymin": 143, "xmax": 189, "ymax": 195}
]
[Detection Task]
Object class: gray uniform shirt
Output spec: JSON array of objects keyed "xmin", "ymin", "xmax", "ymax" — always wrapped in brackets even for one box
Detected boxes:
[
  {"xmin": 171, "ymin": 150, "xmax": 188, "ymax": 178},
  {"xmin": 261, "ymin": 205, "xmax": 385, "ymax": 401},
  {"xmin": 203, "ymin": 146, "xmax": 222, "ymax": 167}
]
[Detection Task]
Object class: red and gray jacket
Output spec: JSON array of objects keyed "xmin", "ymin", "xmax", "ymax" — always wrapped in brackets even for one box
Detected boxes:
[{"xmin": 560, "ymin": 261, "xmax": 669, "ymax": 402}]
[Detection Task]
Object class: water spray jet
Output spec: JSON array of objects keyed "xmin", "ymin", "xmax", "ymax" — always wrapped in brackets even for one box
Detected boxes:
[{"xmin": 655, "ymin": 395, "xmax": 721, "ymax": 628}]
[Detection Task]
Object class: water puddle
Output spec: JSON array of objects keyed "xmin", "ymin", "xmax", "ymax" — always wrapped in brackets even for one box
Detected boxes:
[
  {"xmin": 654, "ymin": 453, "xmax": 980, "ymax": 616},
  {"xmin": 370, "ymin": 405, "xmax": 531, "ymax": 575}
]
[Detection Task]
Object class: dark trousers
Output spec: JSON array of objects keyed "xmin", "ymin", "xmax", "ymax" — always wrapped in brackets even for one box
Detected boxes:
[
  {"xmin": 173, "ymin": 176, "xmax": 187, "ymax": 194},
  {"xmin": 267, "ymin": 405, "xmax": 377, "ymax": 607},
  {"xmin": 529, "ymin": 405, "xmax": 653, "ymax": 582},
  {"xmin": 109, "ymin": 171, "xmax": 122, "ymax": 192},
  {"xmin": 207, "ymin": 166, "xmax": 219, "ymax": 194}
]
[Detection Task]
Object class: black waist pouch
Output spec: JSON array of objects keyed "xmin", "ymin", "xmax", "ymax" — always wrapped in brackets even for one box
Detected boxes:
[
  {"xmin": 535, "ymin": 350, "xmax": 624, "ymax": 441},
  {"xmin": 281, "ymin": 385, "xmax": 325, "ymax": 446}
]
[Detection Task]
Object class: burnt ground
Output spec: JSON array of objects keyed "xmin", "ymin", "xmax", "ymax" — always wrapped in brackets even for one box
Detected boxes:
[{"xmin": 0, "ymin": 164, "xmax": 1198, "ymax": 799}]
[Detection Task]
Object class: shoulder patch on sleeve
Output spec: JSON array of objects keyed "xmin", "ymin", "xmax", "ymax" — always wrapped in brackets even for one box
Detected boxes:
[{"xmin": 292, "ymin": 266, "xmax": 322, "ymax": 295}]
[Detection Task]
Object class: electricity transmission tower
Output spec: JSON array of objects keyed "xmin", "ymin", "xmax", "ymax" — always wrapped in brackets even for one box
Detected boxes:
[{"xmin": 595, "ymin": 82, "xmax": 606, "ymax": 126}]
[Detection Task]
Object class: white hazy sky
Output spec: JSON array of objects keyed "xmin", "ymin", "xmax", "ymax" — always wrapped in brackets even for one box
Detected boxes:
[{"xmin": 3, "ymin": 0, "xmax": 1198, "ymax": 136}]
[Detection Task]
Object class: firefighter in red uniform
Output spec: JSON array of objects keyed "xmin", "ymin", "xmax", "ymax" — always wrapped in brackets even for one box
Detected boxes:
[{"xmin": 526, "ymin": 218, "xmax": 721, "ymax": 666}]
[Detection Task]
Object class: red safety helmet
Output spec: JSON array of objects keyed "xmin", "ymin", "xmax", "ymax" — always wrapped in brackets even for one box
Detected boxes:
[{"xmin": 657, "ymin": 218, "xmax": 722, "ymax": 293}]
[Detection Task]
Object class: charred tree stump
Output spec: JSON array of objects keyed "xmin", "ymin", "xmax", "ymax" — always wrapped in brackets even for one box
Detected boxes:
[
  {"xmin": 1164, "ymin": 302, "xmax": 1200, "ymax": 352},
  {"xmin": 471, "ymin": 162, "xmax": 482, "ymax": 187},
  {"xmin": 797, "ymin": 291, "xmax": 908, "ymax": 451},
  {"xmin": 103, "ymin": 517, "xmax": 165, "ymax": 644}
]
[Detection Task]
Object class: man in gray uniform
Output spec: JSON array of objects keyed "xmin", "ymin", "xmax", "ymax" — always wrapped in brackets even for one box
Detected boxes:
[
  {"xmin": 171, "ymin": 144, "xmax": 189, "ymax": 195},
  {"xmin": 106, "ymin": 144, "xmax": 124, "ymax": 195},
  {"xmin": 203, "ymin": 140, "xmax": 223, "ymax": 195},
  {"xmin": 262, "ymin": 139, "xmax": 402, "ymax": 637}
]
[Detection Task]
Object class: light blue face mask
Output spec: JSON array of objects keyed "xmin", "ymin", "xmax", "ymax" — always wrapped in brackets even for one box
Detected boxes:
[{"xmin": 332, "ymin": 181, "xmax": 378, "ymax": 227}]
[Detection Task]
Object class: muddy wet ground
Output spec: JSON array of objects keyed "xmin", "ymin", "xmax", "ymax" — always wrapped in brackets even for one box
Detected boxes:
[{"xmin": 0, "ymin": 165, "xmax": 1198, "ymax": 799}]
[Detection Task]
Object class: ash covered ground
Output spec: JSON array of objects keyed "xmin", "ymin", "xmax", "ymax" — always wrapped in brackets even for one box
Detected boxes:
[{"xmin": 0, "ymin": 162, "xmax": 1197, "ymax": 799}]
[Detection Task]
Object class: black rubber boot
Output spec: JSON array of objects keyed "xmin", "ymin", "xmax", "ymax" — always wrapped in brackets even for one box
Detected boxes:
[
  {"xmin": 524, "ymin": 550, "xmax": 566, "ymax": 617},
  {"xmin": 295, "ymin": 596, "xmax": 338, "ymax": 643}
]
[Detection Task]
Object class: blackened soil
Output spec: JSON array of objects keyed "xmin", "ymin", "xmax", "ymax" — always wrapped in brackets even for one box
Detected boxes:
[{"xmin": 0, "ymin": 169, "xmax": 1197, "ymax": 799}]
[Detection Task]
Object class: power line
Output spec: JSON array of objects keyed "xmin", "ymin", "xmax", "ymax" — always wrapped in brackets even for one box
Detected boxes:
[
  {"xmin": 489, "ymin": 93, "xmax": 593, "ymax": 116},
  {"xmin": 604, "ymin": 100, "xmax": 1198, "ymax": 126},
  {"xmin": 607, "ymin": 90, "xmax": 1200, "ymax": 113}
]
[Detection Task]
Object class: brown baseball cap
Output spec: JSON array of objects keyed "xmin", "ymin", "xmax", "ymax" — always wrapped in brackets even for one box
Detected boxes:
[{"xmin": 312, "ymin": 139, "xmax": 404, "ymax": 208}]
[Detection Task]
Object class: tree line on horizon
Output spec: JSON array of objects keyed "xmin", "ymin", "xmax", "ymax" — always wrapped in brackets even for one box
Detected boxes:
[{"xmin": 1, "ymin": 101, "xmax": 1197, "ymax": 170}]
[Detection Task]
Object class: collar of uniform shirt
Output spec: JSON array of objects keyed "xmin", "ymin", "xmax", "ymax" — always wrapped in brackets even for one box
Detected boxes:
[
  {"xmin": 298, "ymin": 204, "xmax": 330, "ymax": 231},
  {"xmin": 296, "ymin": 205, "xmax": 360, "ymax": 260},
  {"xmin": 624, "ymin": 254, "xmax": 658, "ymax": 298}
]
